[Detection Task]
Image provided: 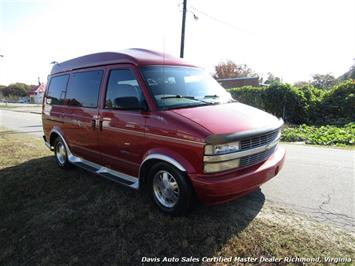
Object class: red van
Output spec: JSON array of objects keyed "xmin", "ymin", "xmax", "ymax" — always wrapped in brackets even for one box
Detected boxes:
[{"xmin": 42, "ymin": 48, "xmax": 285, "ymax": 215}]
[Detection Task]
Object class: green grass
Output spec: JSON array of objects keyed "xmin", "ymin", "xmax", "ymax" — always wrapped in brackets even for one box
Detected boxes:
[
  {"xmin": 0, "ymin": 130, "xmax": 354, "ymax": 265},
  {"xmin": 281, "ymin": 123, "xmax": 355, "ymax": 147},
  {"xmin": 0, "ymin": 104, "xmax": 17, "ymax": 109}
]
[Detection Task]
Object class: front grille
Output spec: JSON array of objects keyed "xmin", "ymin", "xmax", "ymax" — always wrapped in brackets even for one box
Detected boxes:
[
  {"xmin": 240, "ymin": 129, "xmax": 279, "ymax": 151},
  {"xmin": 240, "ymin": 145, "xmax": 276, "ymax": 168}
]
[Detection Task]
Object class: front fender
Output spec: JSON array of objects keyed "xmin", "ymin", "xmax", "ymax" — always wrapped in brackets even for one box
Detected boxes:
[{"xmin": 139, "ymin": 147, "xmax": 198, "ymax": 177}]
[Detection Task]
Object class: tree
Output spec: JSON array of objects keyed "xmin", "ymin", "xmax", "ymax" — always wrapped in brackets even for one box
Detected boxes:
[
  {"xmin": 214, "ymin": 60, "xmax": 257, "ymax": 79},
  {"xmin": 293, "ymin": 81, "xmax": 310, "ymax": 88},
  {"xmin": 2, "ymin": 83, "xmax": 31, "ymax": 98},
  {"xmin": 310, "ymin": 73, "xmax": 336, "ymax": 90},
  {"xmin": 264, "ymin": 72, "xmax": 281, "ymax": 84},
  {"xmin": 338, "ymin": 63, "xmax": 355, "ymax": 81}
]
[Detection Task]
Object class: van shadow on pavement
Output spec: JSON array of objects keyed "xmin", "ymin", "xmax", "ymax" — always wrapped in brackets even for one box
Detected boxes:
[{"xmin": 0, "ymin": 156, "xmax": 265, "ymax": 265}]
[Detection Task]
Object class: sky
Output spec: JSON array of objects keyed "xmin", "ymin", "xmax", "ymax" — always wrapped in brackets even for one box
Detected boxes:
[{"xmin": 0, "ymin": 0, "xmax": 354, "ymax": 85}]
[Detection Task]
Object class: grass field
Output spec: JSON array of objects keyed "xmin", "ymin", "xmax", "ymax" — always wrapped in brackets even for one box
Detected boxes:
[{"xmin": 0, "ymin": 129, "xmax": 354, "ymax": 265}]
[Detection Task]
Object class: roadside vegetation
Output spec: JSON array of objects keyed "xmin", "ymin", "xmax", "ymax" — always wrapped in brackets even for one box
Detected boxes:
[
  {"xmin": 0, "ymin": 130, "xmax": 354, "ymax": 265},
  {"xmin": 282, "ymin": 123, "xmax": 355, "ymax": 146},
  {"xmin": 228, "ymin": 80, "xmax": 355, "ymax": 146}
]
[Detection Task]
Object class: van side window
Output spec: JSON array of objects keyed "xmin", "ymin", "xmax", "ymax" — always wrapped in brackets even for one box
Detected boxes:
[
  {"xmin": 47, "ymin": 75, "xmax": 69, "ymax": 105},
  {"xmin": 66, "ymin": 70, "xmax": 103, "ymax": 108},
  {"xmin": 105, "ymin": 69, "xmax": 144, "ymax": 110}
]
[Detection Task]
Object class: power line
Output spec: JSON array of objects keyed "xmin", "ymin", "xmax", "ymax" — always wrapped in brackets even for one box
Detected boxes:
[{"xmin": 189, "ymin": 6, "xmax": 256, "ymax": 35}]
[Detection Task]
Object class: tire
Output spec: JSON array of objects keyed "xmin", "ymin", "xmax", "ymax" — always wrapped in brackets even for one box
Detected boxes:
[
  {"xmin": 149, "ymin": 162, "xmax": 192, "ymax": 215},
  {"xmin": 54, "ymin": 137, "xmax": 72, "ymax": 169}
]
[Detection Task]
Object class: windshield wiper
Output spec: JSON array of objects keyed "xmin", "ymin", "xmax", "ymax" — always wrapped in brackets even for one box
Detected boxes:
[
  {"xmin": 160, "ymin": 95, "xmax": 214, "ymax": 104},
  {"xmin": 203, "ymin": 94, "xmax": 220, "ymax": 99},
  {"xmin": 161, "ymin": 95, "xmax": 196, "ymax": 100},
  {"xmin": 160, "ymin": 95, "xmax": 221, "ymax": 108},
  {"xmin": 204, "ymin": 94, "xmax": 237, "ymax": 103}
]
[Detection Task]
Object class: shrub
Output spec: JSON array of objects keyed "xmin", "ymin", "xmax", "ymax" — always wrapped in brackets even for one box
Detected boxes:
[
  {"xmin": 281, "ymin": 123, "xmax": 355, "ymax": 146},
  {"xmin": 228, "ymin": 86, "xmax": 265, "ymax": 110},
  {"xmin": 319, "ymin": 80, "xmax": 355, "ymax": 123},
  {"xmin": 227, "ymin": 80, "xmax": 354, "ymax": 125}
]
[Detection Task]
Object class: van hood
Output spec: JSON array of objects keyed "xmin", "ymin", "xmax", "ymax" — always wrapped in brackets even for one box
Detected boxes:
[{"xmin": 171, "ymin": 102, "xmax": 280, "ymax": 135}]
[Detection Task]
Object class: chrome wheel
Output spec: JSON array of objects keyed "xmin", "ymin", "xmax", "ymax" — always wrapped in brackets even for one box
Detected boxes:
[
  {"xmin": 55, "ymin": 142, "xmax": 66, "ymax": 165},
  {"xmin": 153, "ymin": 170, "xmax": 180, "ymax": 208}
]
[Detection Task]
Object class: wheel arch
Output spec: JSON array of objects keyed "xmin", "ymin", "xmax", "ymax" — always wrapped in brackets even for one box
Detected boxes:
[
  {"xmin": 138, "ymin": 148, "xmax": 197, "ymax": 191},
  {"xmin": 49, "ymin": 128, "xmax": 69, "ymax": 150}
]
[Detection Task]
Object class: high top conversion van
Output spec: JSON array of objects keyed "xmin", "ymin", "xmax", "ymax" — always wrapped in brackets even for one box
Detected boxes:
[{"xmin": 42, "ymin": 48, "xmax": 285, "ymax": 215}]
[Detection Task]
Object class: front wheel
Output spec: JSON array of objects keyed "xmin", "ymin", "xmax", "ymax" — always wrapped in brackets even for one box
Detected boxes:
[{"xmin": 149, "ymin": 162, "xmax": 192, "ymax": 215}]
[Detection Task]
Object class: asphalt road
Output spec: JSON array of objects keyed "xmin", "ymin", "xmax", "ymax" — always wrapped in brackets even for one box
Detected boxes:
[
  {"xmin": 0, "ymin": 109, "xmax": 354, "ymax": 230},
  {"xmin": 0, "ymin": 109, "xmax": 43, "ymax": 137}
]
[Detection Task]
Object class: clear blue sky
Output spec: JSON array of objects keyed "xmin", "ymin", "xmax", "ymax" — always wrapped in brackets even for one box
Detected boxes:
[{"xmin": 0, "ymin": 0, "xmax": 354, "ymax": 85}]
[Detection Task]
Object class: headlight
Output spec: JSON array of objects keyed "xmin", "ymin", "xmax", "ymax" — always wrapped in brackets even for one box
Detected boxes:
[{"xmin": 204, "ymin": 141, "xmax": 240, "ymax": 155}]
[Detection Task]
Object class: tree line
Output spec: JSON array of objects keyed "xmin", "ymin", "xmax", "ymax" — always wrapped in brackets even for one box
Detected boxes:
[
  {"xmin": 0, "ymin": 83, "xmax": 32, "ymax": 99},
  {"xmin": 214, "ymin": 60, "xmax": 355, "ymax": 90}
]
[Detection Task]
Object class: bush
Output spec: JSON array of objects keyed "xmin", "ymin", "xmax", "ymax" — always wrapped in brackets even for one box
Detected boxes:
[
  {"xmin": 263, "ymin": 83, "xmax": 308, "ymax": 124},
  {"xmin": 228, "ymin": 80, "xmax": 354, "ymax": 125},
  {"xmin": 281, "ymin": 123, "xmax": 355, "ymax": 146},
  {"xmin": 228, "ymin": 86, "xmax": 265, "ymax": 110},
  {"xmin": 319, "ymin": 80, "xmax": 355, "ymax": 123}
]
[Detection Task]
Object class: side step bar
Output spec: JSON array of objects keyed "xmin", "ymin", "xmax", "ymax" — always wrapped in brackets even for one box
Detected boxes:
[{"xmin": 70, "ymin": 157, "xmax": 139, "ymax": 189}]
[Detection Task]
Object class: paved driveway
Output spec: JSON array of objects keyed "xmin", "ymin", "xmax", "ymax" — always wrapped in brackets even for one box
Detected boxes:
[{"xmin": 1, "ymin": 109, "xmax": 354, "ymax": 230}]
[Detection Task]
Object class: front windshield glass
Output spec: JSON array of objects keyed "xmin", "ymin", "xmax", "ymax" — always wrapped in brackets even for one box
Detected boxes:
[{"xmin": 140, "ymin": 66, "xmax": 234, "ymax": 110}]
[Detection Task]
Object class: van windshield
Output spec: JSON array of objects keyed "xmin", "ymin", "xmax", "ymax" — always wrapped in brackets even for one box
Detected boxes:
[{"xmin": 140, "ymin": 66, "xmax": 234, "ymax": 110}]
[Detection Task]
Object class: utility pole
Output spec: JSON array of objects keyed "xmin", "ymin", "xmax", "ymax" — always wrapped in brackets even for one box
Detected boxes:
[{"xmin": 180, "ymin": 0, "xmax": 187, "ymax": 58}]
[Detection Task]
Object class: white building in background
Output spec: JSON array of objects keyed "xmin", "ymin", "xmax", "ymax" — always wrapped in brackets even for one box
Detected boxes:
[{"xmin": 28, "ymin": 83, "xmax": 45, "ymax": 104}]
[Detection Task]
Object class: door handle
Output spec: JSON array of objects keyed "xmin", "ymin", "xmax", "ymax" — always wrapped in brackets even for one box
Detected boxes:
[{"xmin": 99, "ymin": 120, "xmax": 103, "ymax": 131}]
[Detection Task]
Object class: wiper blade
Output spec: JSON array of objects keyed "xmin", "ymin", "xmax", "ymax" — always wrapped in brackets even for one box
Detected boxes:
[
  {"xmin": 161, "ymin": 95, "xmax": 196, "ymax": 100},
  {"xmin": 204, "ymin": 94, "xmax": 220, "ymax": 99},
  {"xmin": 160, "ymin": 95, "xmax": 218, "ymax": 106}
]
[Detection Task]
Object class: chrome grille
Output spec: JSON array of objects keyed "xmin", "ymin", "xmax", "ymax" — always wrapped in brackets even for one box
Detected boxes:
[
  {"xmin": 240, "ymin": 129, "xmax": 279, "ymax": 151},
  {"xmin": 240, "ymin": 145, "xmax": 277, "ymax": 168}
]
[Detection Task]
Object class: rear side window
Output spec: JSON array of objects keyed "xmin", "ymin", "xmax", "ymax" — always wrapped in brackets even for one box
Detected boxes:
[
  {"xmin": 66, "ymin": 70, "xmax": 103, "ymax": 108},
  {"xmin": 105, "ymin": 69, "xmax": 144, "ymax": 109},
  {"xmin": 47, "ymin": 75, "xmax": 69, "ymax": 105}
]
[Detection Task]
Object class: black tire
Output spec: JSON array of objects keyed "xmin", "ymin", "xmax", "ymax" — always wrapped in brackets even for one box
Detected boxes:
[
  {"xmin": 148, "ymin": 162, "xmax": 193, "ymax": 215},
  {"xmin": 53, "ymin": 137, "xmax": 72, "ymax": 169}
]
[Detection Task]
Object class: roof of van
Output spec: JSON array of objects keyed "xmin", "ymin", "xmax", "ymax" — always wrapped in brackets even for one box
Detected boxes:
[{"xmin": 50, "ymin": 48, "xmax": 196, "ymax": 75}]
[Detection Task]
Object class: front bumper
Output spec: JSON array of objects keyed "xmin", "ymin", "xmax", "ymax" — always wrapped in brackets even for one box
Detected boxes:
[{"xmin": 190, "ymin": 146, "xmax": 286, "ymax": 205}]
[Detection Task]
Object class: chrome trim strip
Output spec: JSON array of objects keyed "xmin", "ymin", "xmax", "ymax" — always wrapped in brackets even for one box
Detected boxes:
[
  {"xmin": 140, "ymin": 154, "xmax": 186, "ymax": 172},
  {"xmin": 205, "ymin": 118, "xmax": 284, "ymax": 145},
  {"xmin": 100, "ymin": 127, "xmax": 204, "ymax": 146},
  {"xmin": 146, "ymin": 133, "xmax": 204, "ymax": 146},
  {"xmin": 204, "ymin": 135, "xmax": 280, "ymax": 163}
]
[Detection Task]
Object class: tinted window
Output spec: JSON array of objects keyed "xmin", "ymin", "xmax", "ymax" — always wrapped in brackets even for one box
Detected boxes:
[
  {"xmin": 47, "ymin": 75, "xmax": 69, "ymax": 105},
  {"xmin": 105, "ymin": 69, "xmax": 144, "ymax": 109},
  {"xmin": 66, "ymin": 70, "xmax": 103, "ymax": 108},
  {"xmin": 140, "ymin": 66, "xmax": 232, "ymax": 110}
]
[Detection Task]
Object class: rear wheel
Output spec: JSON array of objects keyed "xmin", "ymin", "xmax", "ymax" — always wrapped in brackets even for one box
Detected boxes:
[
  {"xmin": 54, "ymin": 137, "xmax": 72, "ymax": 169},
  {"xmin": 149, "ymin": 162, "xmax": 192, "ymax": 215}
]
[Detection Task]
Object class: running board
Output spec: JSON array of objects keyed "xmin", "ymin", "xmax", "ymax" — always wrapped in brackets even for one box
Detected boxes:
[{"xmin": 70, "ymin": 157, "xmax": 139, "ymax": 189}]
